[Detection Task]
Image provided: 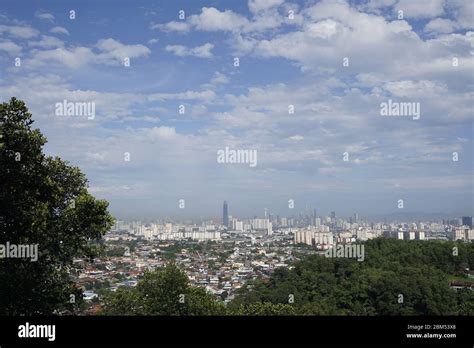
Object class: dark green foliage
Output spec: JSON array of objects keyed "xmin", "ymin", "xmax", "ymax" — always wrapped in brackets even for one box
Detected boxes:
[
  {"xmin": 231, "ymin": 239, "xmax": 473, "ymax": 315},
  {"xmin": 0, "ymin": 98, "xmax": 114, "ymax": 315},
  {"xmin": 102, "ymin": 263, "xmax": 226, "ymax": 315}
]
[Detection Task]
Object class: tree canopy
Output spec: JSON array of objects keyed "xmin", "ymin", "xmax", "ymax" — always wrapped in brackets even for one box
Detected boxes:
[
  {"xmin": 230, "ymin": 239, "xmax": 474, "ymax": 315},
  {"xmin": 0, "ymin": 98, "xmax": 114, "ymax": 315},
  {"xmin": 102, "ymin": 263, "xmax": 226, "ymax": 315}
]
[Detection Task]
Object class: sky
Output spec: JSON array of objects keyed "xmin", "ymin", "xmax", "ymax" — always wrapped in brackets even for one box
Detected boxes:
[{"xmin": 0, "ymin": 0, "xmax": 472, "ymax": 220}]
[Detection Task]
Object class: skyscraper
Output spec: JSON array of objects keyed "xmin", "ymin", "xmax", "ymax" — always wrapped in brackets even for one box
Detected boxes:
[
  {"xmin": 223, "ymin": 201, "xmax": 229, "ymax": 227},
  {"xmin": 462, "ymin": 216, "xmax": 472, "ymax": 228}
]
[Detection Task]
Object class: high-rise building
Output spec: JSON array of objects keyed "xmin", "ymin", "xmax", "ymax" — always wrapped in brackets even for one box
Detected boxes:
[
  {"xmin": 223, "ymin": 201, "xmax": 229, "ymax": 227},
  {"xmin": 462, "ymin": 216, "xmax": 472, "ymax": 228}
]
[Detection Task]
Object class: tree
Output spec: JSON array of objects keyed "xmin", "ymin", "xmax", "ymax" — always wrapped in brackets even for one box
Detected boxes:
[
  {"xmin": 0, "ymin": 98, "xmax": 114, "ymax": 315},
  {"xmin": 102, "ymin": 263, "xmax": 226, "ymax": 315}
]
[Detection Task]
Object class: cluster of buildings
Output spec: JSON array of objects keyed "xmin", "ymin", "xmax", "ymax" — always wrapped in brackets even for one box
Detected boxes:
[
  {"xmin": 113, "ymin": 221, "xmax": 221, "ymax": 241},
  {"xmin": 291, "ymin": 213, "xmax": 473, "ymax": 247},
  {"xmin": 76, "ymin": 205, "xmax": 471, "ymax": 312},
  {"xmin": 112, "ymin": 205, "xmax": 473, "ymax": 247},
  {"xmin": 75, "ymin": 227, "xmax": 298, "ymax": 311}
]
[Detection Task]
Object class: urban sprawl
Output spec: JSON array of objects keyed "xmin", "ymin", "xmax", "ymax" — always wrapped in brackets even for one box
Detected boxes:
[{"xmin": 75, "ymin": 201, "xmax": 473, "ymax": 313}]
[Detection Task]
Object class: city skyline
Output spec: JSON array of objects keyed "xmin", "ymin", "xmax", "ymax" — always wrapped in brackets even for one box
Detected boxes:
[
  {"xmin": 112, "ymin": 199, "xmax": 472, "ymax": 224},
  {"xmin": 0, "ymin": 0, "xmax": 472, "ymax": 219}
]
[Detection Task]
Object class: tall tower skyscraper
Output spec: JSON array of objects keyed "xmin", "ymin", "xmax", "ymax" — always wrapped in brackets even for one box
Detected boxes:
[
  {"xmin": 462, "ymin": 216, "xmax": 472, "ymax": 228},
  {"xmin": 223, "ymin": 201, "xmax": 229, "ymax": 227}
]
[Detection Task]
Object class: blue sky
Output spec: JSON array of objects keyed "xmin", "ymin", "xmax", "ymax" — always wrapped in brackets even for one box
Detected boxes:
[{"xmin": 0, "ymin": 0, "xmax": 472, "ymax": 220}]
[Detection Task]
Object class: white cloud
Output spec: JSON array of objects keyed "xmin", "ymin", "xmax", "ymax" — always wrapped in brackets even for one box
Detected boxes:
[
  {"xmin": 27, "ymin": 47, "xmax": 95, "ymax": 69},
  {"xmin": 25, "ymin": 38, "xmax": 150, "ymax": 68},
  {"xmin": 211, "ymin": 72, "xmax": 229, "ymax": 84},
  {"xmin": 394, "ymin": 0, "xmax": 445, "ymax": 19},
  {"xmin": 0, "ymin": 1, "xmax": 471, "ymax": 216},
  {"xmin": 0, "ymin": 41, "xmax": 22, "ymax": 55},
  {"xmin": 447, "ymin": 0, "xmax": 474, "ymax": 29},
  {"xmin": 189, "ymin": 7, "xmax": 249, "ymax": 32},
  {"xmin": 147, "ymin": 126, "xmax": 177, "ymax": 139},
  {"xmin": 229, "ymin": 0, "xmax": 474, "ymax": 85},
  {"xmin": 382, "ymin": 80, "xmax": 447, "ymax": 98},
  {"xmin": 165, "ymin": 43, "xmax": 214, "ymax": 58},
  {"xmin": 50, "ymin": 26, "xmax": 69, "ymax": 35},
  {"xmin": 28, "ymin": 35, "xmax": 64, "ymax": 49},
  {"xmin": 153, "ymin": 5, "xmax": 288, "ymax": 34},
  {"xmin": 0, "ymin": 74, "xmax": 141, "ymax": 122},
  {"xmin": 95, "ymin": 38, "xmax": 151, "ymax": 63},
  {"xmin": 154, "ymin": 7, "xmax": 250, "ymax": 33},
  {"xmin": 363, "ymin": 0, "xmax": 397, "ymax": 12},
  {"xmin": 306, "ymin": 19, "xmax": 344, "ymax": 39},
  {"xmin": 0, "ymin": 24, "xmax": 38, "ymax": 39},
  {"xmin": 151, "ymin": 21, "xmax": 190, "ymax": 32},
  {"xmin": 248, "ymin": 0, "xmax": 284, "ymax": 13},
  {"xmin": 148, "ymin": 90, "xmax": 216, "ymax": 102},
  {"xmin": 35, "ymin": 10, "xmax": 55, "ymax": 22},
  {"xmin": 424, "ymin": 18, "xmax": 458, "ymax": 34}
]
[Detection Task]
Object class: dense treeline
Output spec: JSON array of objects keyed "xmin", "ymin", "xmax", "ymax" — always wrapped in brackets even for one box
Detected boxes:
[
  {"xmin": 103, "ymin": 238, "xmax": 474, "ymax": 316},
  {"xmin": 230, "ymin": 238, "xmax": 474, "ymax": 315}
]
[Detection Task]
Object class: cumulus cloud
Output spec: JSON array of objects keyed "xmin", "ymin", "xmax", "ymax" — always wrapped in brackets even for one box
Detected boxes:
[
  {"xmin": 424, "ymin": 18, "xmax": 458, "ymax": 34},
  {"xmin": 0, "ymin": 0, "xmax": 471, "ymax": 216},
  {"xmin": 248, "ymin": 0, "xmax": 284, "ymax": 14},
  {"xmin": 34, "ymin": 10, "xmax": 55, "ymax": 22},
  {"xmin": 190, "ymin": 7, "xmax": 249, "ymax": 31},
  {"xmin": 28, "ymin": 35, "xmax": 64, "ymax": 49},
  {"xmin": 0, "ymin": 41, "xmax": 22, "ymax": 55},
  {"xmin": 148, "ymin": 126, "xmax": 177, "ymax": 139},
  {"xmin": 210, "ymin": 72, "xmax": 229, "ymax": 84},
  {"xmin": 153, "ymin": 6, "xmax": 284, "ymax": 34},
  {"xmin": 0, "ymin": 24, "xmax": 38, "ymax": 39},
  {"xmin": 228, "ymin": 0, "xmax": 473, "ymax": 86},
  {"xmin": 50, "ymin": 26, "xmax": 69, "ymax": 35},
  {"xmin": 165, "ymin": 43, "xmax": 214, "ymax": 58},
  {"xmin": 24, "ymin": 38, "xmax": 150, "ymax": 68},
  {"xmin": 95, "ymin": 38, "xmax": 151, "ymax": 63},
  {"xmin": 394, "ymin": 0, "xmax": 445, "ymax": 19},
  {"xmin": 447, "ymin": 0, "xmax": 474, "ymax": 29}
]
